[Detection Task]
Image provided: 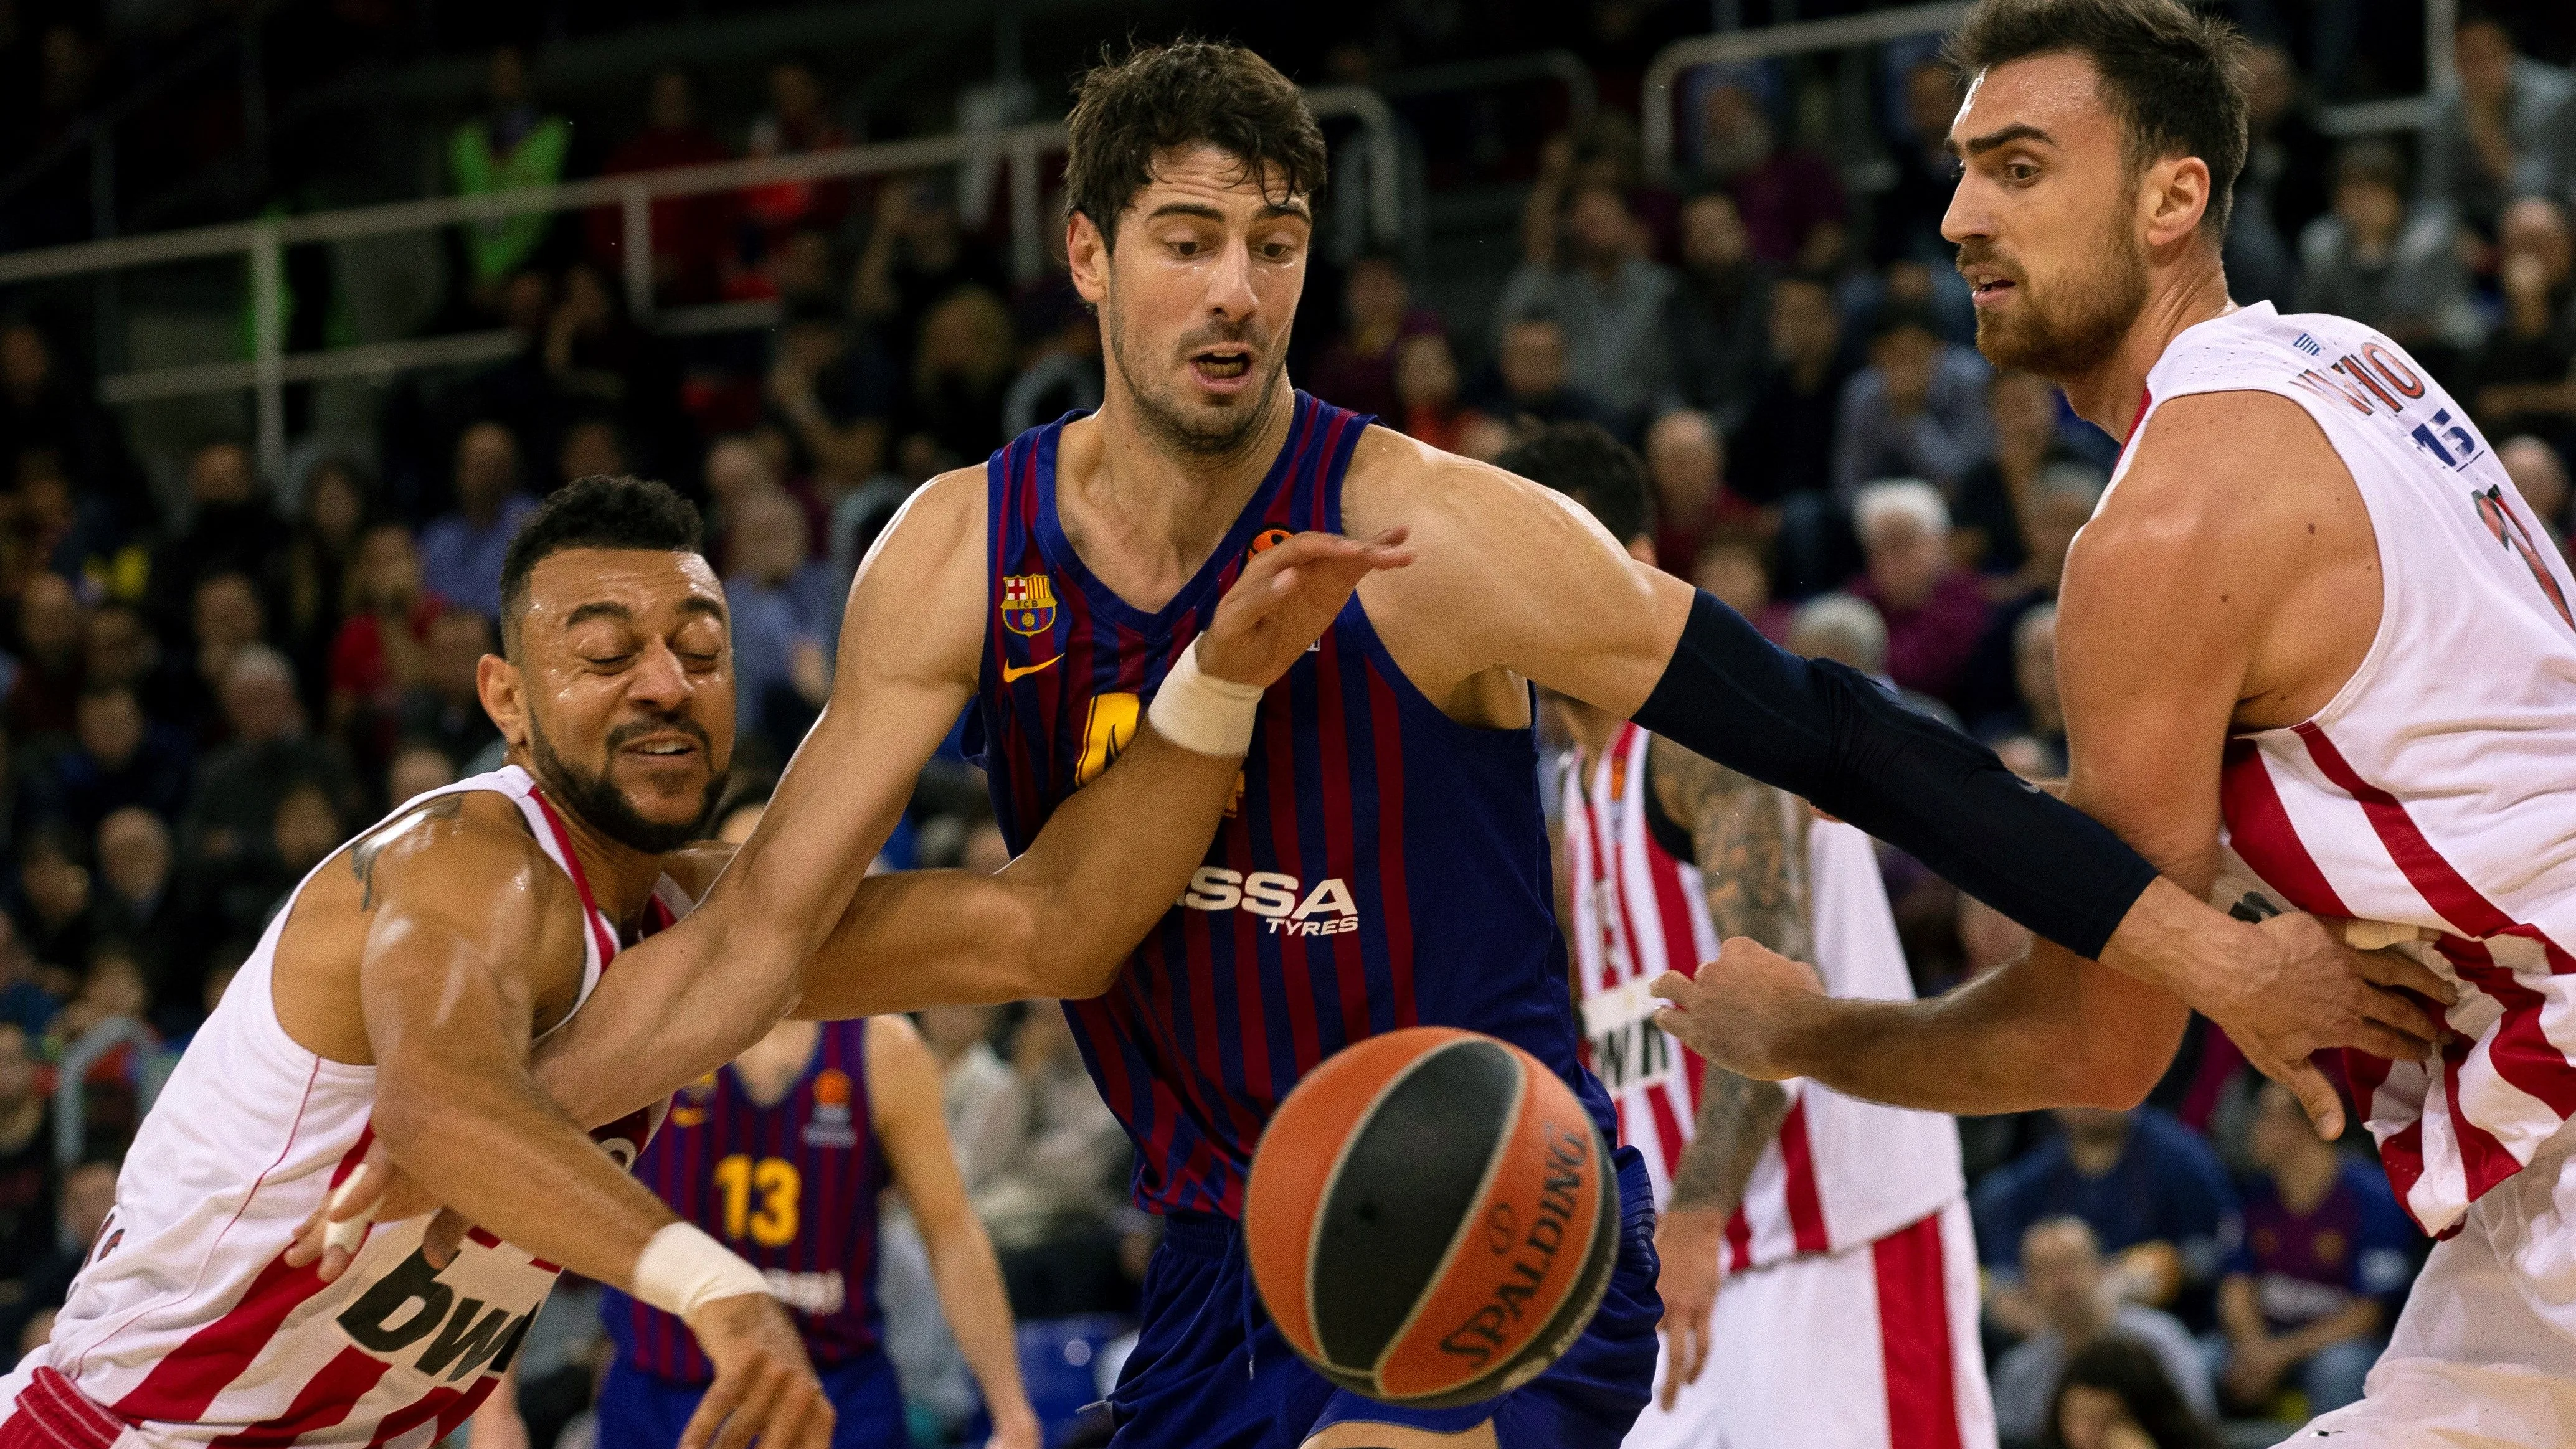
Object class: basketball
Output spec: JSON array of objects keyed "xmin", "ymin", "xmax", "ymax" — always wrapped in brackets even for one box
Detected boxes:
[{"xmin": 1243, "ymin": 1027, "xmax": 1622, "ymax": 1409}]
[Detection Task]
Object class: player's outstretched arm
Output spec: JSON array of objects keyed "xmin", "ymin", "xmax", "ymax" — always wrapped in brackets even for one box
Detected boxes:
[
  {"xmin": 343, "ymin": 803, "xmax": 829, "ymax": 1449},
  {"xmin": 790, "ymin": 526, "xmax": 1412, "ymax": 1021},
  {"xmin": 868, "ymin": 1017, "xmax": 1041, "ymax": 1449}
]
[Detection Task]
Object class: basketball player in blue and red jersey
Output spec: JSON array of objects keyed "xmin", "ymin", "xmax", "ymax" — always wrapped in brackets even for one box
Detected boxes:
[{"xmin": 347, "ymin": 36, "xmax": 2439, "ymax": 1449}]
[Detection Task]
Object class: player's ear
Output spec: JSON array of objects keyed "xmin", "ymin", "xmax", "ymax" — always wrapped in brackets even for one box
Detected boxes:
[
  {"xmin": 1068, "ymin": 210, "xmax": 1109, "ymax": 307},
  {"xmin": 2143, "ymin": 154, "xmax": 2211, "ymax": 251},
  {"xmin": 479, "ymin": 653, "xmax": 530, "ymax": 752}
]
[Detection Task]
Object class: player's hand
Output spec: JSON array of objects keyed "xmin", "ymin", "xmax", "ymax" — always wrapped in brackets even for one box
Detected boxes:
[
  {"xmin": 2195, "ymin": 912, "xmax": 2455, "ymax": 1140},
  {"xmin": 1194, "ymin": 529, "xmax": 1413, "ymax": 691},
  {"xmin": 1651, "ymin": 1204, "xmax": 1725, "ymax": 1411},
  {"xmin": 283, "ymin": 1140, "xmax": 474, "ymax": 1283},
  {"xmin": 679, "ymin": 1291, "xmax": 831, "ymax": 1449},
  {"xmin": 1647, "ymin": 938, "xmax": 1827, "ymax": 1082},
  {"xmin": 984, "ymin": 1402, "xmax": 1043, "ymax": 1449}
]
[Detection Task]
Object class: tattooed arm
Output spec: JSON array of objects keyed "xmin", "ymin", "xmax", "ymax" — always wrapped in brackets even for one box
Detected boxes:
[{"xmin": 1644, "ymin": 734, "xmax": 1806, "ymax": 1409}]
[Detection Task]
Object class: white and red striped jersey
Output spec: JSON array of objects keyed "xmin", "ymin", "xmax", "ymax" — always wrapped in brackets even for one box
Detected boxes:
[
  {"xmin": 0, "ymin": 765, "xmax": 687, "ymax": 1445},
  {"xmin": 1561, "ymin": 724, "xmax": 1963, "ymax": 1271},
  {"xmin": 2111, "ymin": 302, "xmax": 2576, "ymax": 1242}
]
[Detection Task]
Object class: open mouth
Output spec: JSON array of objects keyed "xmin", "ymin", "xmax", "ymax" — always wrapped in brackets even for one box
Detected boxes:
[
  {"xmin": 622, "ymin": 735, "xmax": 701, "ymax": 762},
  {"xmin": 1968, "ymin": 274, "xmax": 2018, "ymax": 306},
  {"xmin": 1191, "ymin": 347, "xmax": 1254, "ymax": 387}
]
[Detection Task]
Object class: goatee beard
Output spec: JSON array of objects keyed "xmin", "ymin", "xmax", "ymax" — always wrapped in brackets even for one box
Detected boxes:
[
  {"xmin": 524, "ymin": 712, "xmax": 722, "ymax": 856},
  {"xmin": 1106, "ymin": 301, "xmax": 1289, "ymax": 463},
  {"xmin": 1967, "ymin": 230, "xmax": 2149, "ymax": 380}
]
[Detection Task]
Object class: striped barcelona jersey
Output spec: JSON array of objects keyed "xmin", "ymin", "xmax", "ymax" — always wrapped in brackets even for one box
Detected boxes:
[
  {"xmin": 962, "ymin": 392, "xmax": 1615, "ymax": 1219},
  {"xmin": 2127, "ymin": 304, "xmax": 2576, "ymax": 1241},
  {"xmin": 607, "ymin": 1022, "xmax": 888, "ymax": 1382},
  {"xmin": 1563, "ymin": 724, "xmax": 1963, "ymax": 1270}
]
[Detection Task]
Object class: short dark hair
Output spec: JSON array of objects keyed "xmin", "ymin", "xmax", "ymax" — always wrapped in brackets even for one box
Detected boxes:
[
  {"xmin": 1063, "ymin": 39, "xmax": 1328, "ymax": 249},
  {"xmin": 498, "ymin": 475, "xmax": 704, "ymax": 648},
  {"xmin": 1945, "ymin": 0, "xmax": 2252, "ymax": 237},
  {"xmin": 1495, "ymin": 423, "xmax": 1655, "ymax": 547},
  {"xmin": 1868, "ymin": 300, "xmax": 1943, "ymax": 346}
]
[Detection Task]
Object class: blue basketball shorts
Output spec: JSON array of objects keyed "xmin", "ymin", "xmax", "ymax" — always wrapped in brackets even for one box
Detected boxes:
[
  {"xmin": 1106, "ymin": 1146, "xmax": 1660, "ymax": 1449},
  {"xmin": 595, "ymin": 1345, "xmax": 907, "ymax": 1449}
]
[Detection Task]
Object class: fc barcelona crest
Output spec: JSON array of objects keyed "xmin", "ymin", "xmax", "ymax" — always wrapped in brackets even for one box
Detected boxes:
[{"xmin": 1002, "ymin": 573, "xmax": 1058, "ymax": 636}]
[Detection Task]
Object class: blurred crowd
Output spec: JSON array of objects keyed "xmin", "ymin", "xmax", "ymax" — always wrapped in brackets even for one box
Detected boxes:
[{"xmin": 2, "ymin": 4, "xmax": 2576, "ymax": 1448}]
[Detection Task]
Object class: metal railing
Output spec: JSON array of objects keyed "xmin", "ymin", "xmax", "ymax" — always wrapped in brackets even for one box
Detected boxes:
[
  {"xmin": 54, "ymin": 1017, "xmax": 165, "ymax": 1168},
  {"xmin": 0, "ymin": 88, "xmax": 1402, "ymax": 479},
  {"xmin": 1642, "ymin": 0, "xmax": 2460, "ymax": 182},
  {"xmin": 1376, "ymin": 50, "xmax": 1599, "ymax": 133}
]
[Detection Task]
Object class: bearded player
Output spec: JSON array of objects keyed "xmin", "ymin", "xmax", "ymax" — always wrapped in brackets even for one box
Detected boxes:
[
  {"xmin": 1654, "ymin": 2, "xmax": 2576, "ymax": 1445},
  {"xmin": 0, "ymin": 476, "xmax": 1386, "ymax": 1449},
  {"xmin": 1509, "ymin": 425, "xmax": 1991, "ymax": 1449}
]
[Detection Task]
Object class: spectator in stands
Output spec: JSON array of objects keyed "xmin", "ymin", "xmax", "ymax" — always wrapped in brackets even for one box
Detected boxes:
[
  {"xmin": 327, "ymin": 522, "xmax": 442, "ymax": 757},
  {"xmin": 590, "ymin": 67, "xmax": 737, "ymax": 306},
  {"xmin": 2418, "ymin": 12, "xmax": 2576, "ymax": 243},
  {"xmin": 42, "ymin": 946, "xmax": 151, "ymax": 1064},
  {"xmin": 767, "ymin": 301, "xmax": 893, "ymax": 491},
  {"xmin": 1692, "ymin": 534, "xmax": 1791, "ymax": 642},
  {"xmin": 1662, "ymin": 192, "xmax": 1772, "ymax": 435},
  {"xmin": 1309, "ymin": 255, "xmax": 1441, "ymax": 422},
  {"xmin": 38, "ymin": 686, "xmax": 191, "ymax": 837},
  {"xmin": 2213, "ymin": 1082, "xmax": 2415, "ymax": 1418},
  {"xmin": 271, "ymin": 780, "xmax": 345, "ymax": 886},
  {"xmin": 856, "ymin": 173, "xmax": 1008, "ymax": 377},
  {"xmin": 1783, "ymin": 592, "xmax": 1963, "ymax": 725},
  {"xmin": 1498, "ymin": 161, "xmax": 1676, "ymax": 427},
  {"xmin": 17, "ymin": 1157, "xmax": 117, "ymax": 1340},
  {"xmin": 2470, "ymin": 198, "xmax": 2576, "ymax": 450},
  {"xmin": 0, "ymin": 322, "xmax": 150, "ymax": 539},
  {"xmin": 741, "ymin": 56, "xmax": 855, "ymax": 253},
  {"xmin": 396, "ymin": 610, "xmax": 500, "ymax": 773},
  {"xmin": 2501, "ymin": 435, "xmax": 2572, "ymax": 550},
  {"xmin": 1992, "ymin": 1217, "xmax": 2216, "ymax": 1443},
  {"xmin": 1395, "ymin": 334, "xmax": 1466, "ymax": 453},
  {"xmin": 183, "ymin": 573, "xmax": 268, "ymax": 749},
  {"xmin": 556, "ymin": 415, "xmax": 628, "ymax": 492},
  {"xmin": 419, "ymin": 422, "xmax": 537, "ymax": 619},
  {"xmin": 0, "ymin": 917, "xmax": 54, "ymax": 1039},
  {"xmin": 14, "ymin": 824, "xmax": 90, "ymax": 983},
  {"xmin": 976, "ymin": 1003, "xmax": 1135, "ymax": 1320},
  {"xmin": 1973, "ymin": 604, "xmax": 2067, "ymax": 772},
  {"xmin": 1833, "ymin": 304, "xmax": 1994, "ymax": 503},
  {"xmin": 1875, "ymin": 61, "xmax": 1969, "ymax": 277},
  {"xmin": 12, "ymin": 449, "xmax": 131, "ymax": 596},
  {"xmin": 1955, "ymin": 372, "xmax": 2081, "ymax": 575},
  {"xmin": 386, "ymin": 743, "xmax": 455, "ymax": 809},
  {"xmin": 82, "ymin": 603, "xmax": 174, "ymax": 727},
  {"xmin": 0, "ymin": 1022, "xmax": 53, "ymax": 1331},
  {"xmin": 897, "ymin": 287, "xmax": 1017, "ymax": 471},
  {"xmin": 184, "ymin": 646, "xmax": 356, "ymax": 880},
  {"xmin": 281, "ymin": 458, "xmax": 369, "ymax": 722},
  {"xmin": 724, "ymin": 489, "xmax": 836, "ymax": 755},
  {"xmin": 1467, "ymin": 314, "xmax": 1612, "ymax": 437},
  {"xmin": 1001, "ymin": 284, "xmax": 1104, "ymax": 441},
  {"xmin": 920, "ymin": 997, "xmax": 1011, "ymax": 1192},
  {"xmin": 2298, "ymin": 143, "xmax": 2477, "ymax": 357},
  {"xmin": 1644, "ymin": 409, "xmax": 1727, "ymax": 575},
  {"xmin": 1977, "ymin": 1108, "xmax": 2241, "ymax": 1336},
  {"xmin": 1847, "ymin": 481, "xmax": 1989, "ymax": 706},
  {"xmin": 149, "ymin": 441, "xmax": 283, "ymax": 651},
  {"xmin": 1731, "ymin": 276, "xmax": 1853, "ymax": 508},
  {"xmin": 2235, "ymin": 45, "xmax": 2334, "ymax": 295},
  {"xmin": 7, "ymin": 571, "xmax": 82, "ymax": 742},
  {"xmin": 92, "ymin": 809, "xmax": 181, "ymax": 1019},
  {"xmin": 448, "ymin": 45, "xmax": 572, "ymax": 295},
  {"xmin": 2042, "ymin": 1333, "xmax": 2220, "ymax": 1449},
  {"xmin": 1692, "ymin": 80, "xmax": 1846, "ymax": 273},
  {"xmin": 544, "ymin": 265, "xmax": 685, "ymax": 479}
]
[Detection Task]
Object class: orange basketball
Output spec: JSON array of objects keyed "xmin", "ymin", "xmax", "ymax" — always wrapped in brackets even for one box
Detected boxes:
[{"xmin": 1243, "ymin": 1027, "xmax": 1621, "ymax": 1408}]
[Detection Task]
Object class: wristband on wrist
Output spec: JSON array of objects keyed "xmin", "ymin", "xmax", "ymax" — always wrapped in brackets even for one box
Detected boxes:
[
  {"xmin": 1148, "ymin": 640, "xmax": 1264, "ymax": 757},
  {"xmin": 633, "ymin": 1222, "xmax": 771, "ymax": 1319}
]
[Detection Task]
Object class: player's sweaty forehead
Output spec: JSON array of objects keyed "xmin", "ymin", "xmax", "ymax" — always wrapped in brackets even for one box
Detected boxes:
[
  {"xmin": 1125, "ymin": 143, "xmax": 1312, "ymax": 235},
  {"xmin": 518, "ymin": 548, "xmax": 727, "ymax": 656},
  {"xmin": 1946, "ymin": 52, "xmax": 2123, "ymax": 168}
]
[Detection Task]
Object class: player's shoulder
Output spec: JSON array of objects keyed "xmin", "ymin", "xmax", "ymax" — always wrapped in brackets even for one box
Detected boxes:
[
  {"xmin": 863, "ymin": 1012, "xmax": 929, "ymax": 1060},
  {"xmin": 2096, "ymin": 389, "xmax": 2347, "ymax": 542},
  {"xmin": 350, "ymin": 788, "xmax": 573, "ymax": 915},
  {"xmin": 1344, "ymin": 423, "xmax": 1591, "ymax": 537}
]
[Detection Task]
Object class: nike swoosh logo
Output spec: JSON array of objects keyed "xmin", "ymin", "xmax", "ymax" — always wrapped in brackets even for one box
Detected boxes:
[{"xmin": 1002, "ymin": 657, "xmax": 1062, "ymax": 683}]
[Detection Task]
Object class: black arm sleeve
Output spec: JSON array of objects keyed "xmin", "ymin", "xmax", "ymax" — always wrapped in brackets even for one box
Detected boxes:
[{"xmin": 1630, "ymin": 590, "xmax": 2159, "ymax": 959}]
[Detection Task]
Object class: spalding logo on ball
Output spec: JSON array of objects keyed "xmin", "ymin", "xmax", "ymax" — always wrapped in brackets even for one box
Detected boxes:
[{"xmin": 1244, "ymin": 1027, "xmax": 1621, "ymax": 1407}]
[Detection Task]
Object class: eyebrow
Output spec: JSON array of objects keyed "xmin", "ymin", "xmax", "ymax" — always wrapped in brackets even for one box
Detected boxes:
[
  {"xmin": 1948, "ymin": 123, "xmax": 2058, "ymax": 158},
  {"xmin": 1144, "ymin": 198, "xmax": 1313, "ymax": 225},
  {"xmin": 562, "ymin": 596, "xmax": 727, "ymax": 630}
]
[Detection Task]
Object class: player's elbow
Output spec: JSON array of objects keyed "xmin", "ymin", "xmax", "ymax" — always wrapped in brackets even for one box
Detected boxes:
[{"xmin": 2066, "ymin": 1042, "xmax": 2166, "ymax": 1111}]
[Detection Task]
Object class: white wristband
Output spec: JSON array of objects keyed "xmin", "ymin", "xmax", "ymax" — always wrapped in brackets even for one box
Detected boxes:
[
  {"xmin": 1148, "ymin": 640, "xmax": 1265, "ymax": 757},
  {"xmin": 633, "ymin": 1222, "xmax": 771, "ymax": 1319}
]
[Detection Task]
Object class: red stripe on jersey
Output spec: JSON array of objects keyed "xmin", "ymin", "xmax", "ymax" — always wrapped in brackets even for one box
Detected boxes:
[
  {"xmin": 2437, "ymin": 1031, "xmax": 2524, "ymax": 1204},
  {"xmin": 1776, "ymin": 1097, "xmax": 1831, "ymax": 1255},
  {"xmin": 528, "ymin": 788, "xmax": 617, "ymax": 970},
  {"xmin": 1261, "ymin": 683, "xmax": 1322, "ymax": 1074},
  {"xmin": 1363, "ymin": 668, "xmax": 1416, "ymax": 1027},
  {"xmin": 2378, "ymin": 1117, "xmax": 2434, "ymax": 1235},
  {"xmin": 1643, "ymin": 1082, "xmax": 1689, "ymax": 1187},
  {"xmin": 1723, "ymin": 1209, "xmax": 1753, "ymax": 1274},
  {"xmin": 1312, "ymin": 634, "xmax": 1371, "ymax": 1049},
  {"xmin": 208, "ymin": 1346, "xmax": 392, "ymax": 1447},
  {"xmin": 363, "ymin": 1384, "xmax": 464, "ymax": 1448},
  {"xmin": 2293, "ymin": 724, "xmax": 2516, "ymax": 938},
  {"xmin": 2439, "ymin": 938, "xmax": 2576, "ymax": 1116},
  {"xmin": 110, "ymin": 1114, "xmax": 376, "ymax": 1420},
  {"xmin": 1872, "ymin": 1214, "xmax": 1965, "ymax": 1449},
  {"xmin": 2218, "ymin": 742, "xmax": 2354, "ymax": 917}
]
